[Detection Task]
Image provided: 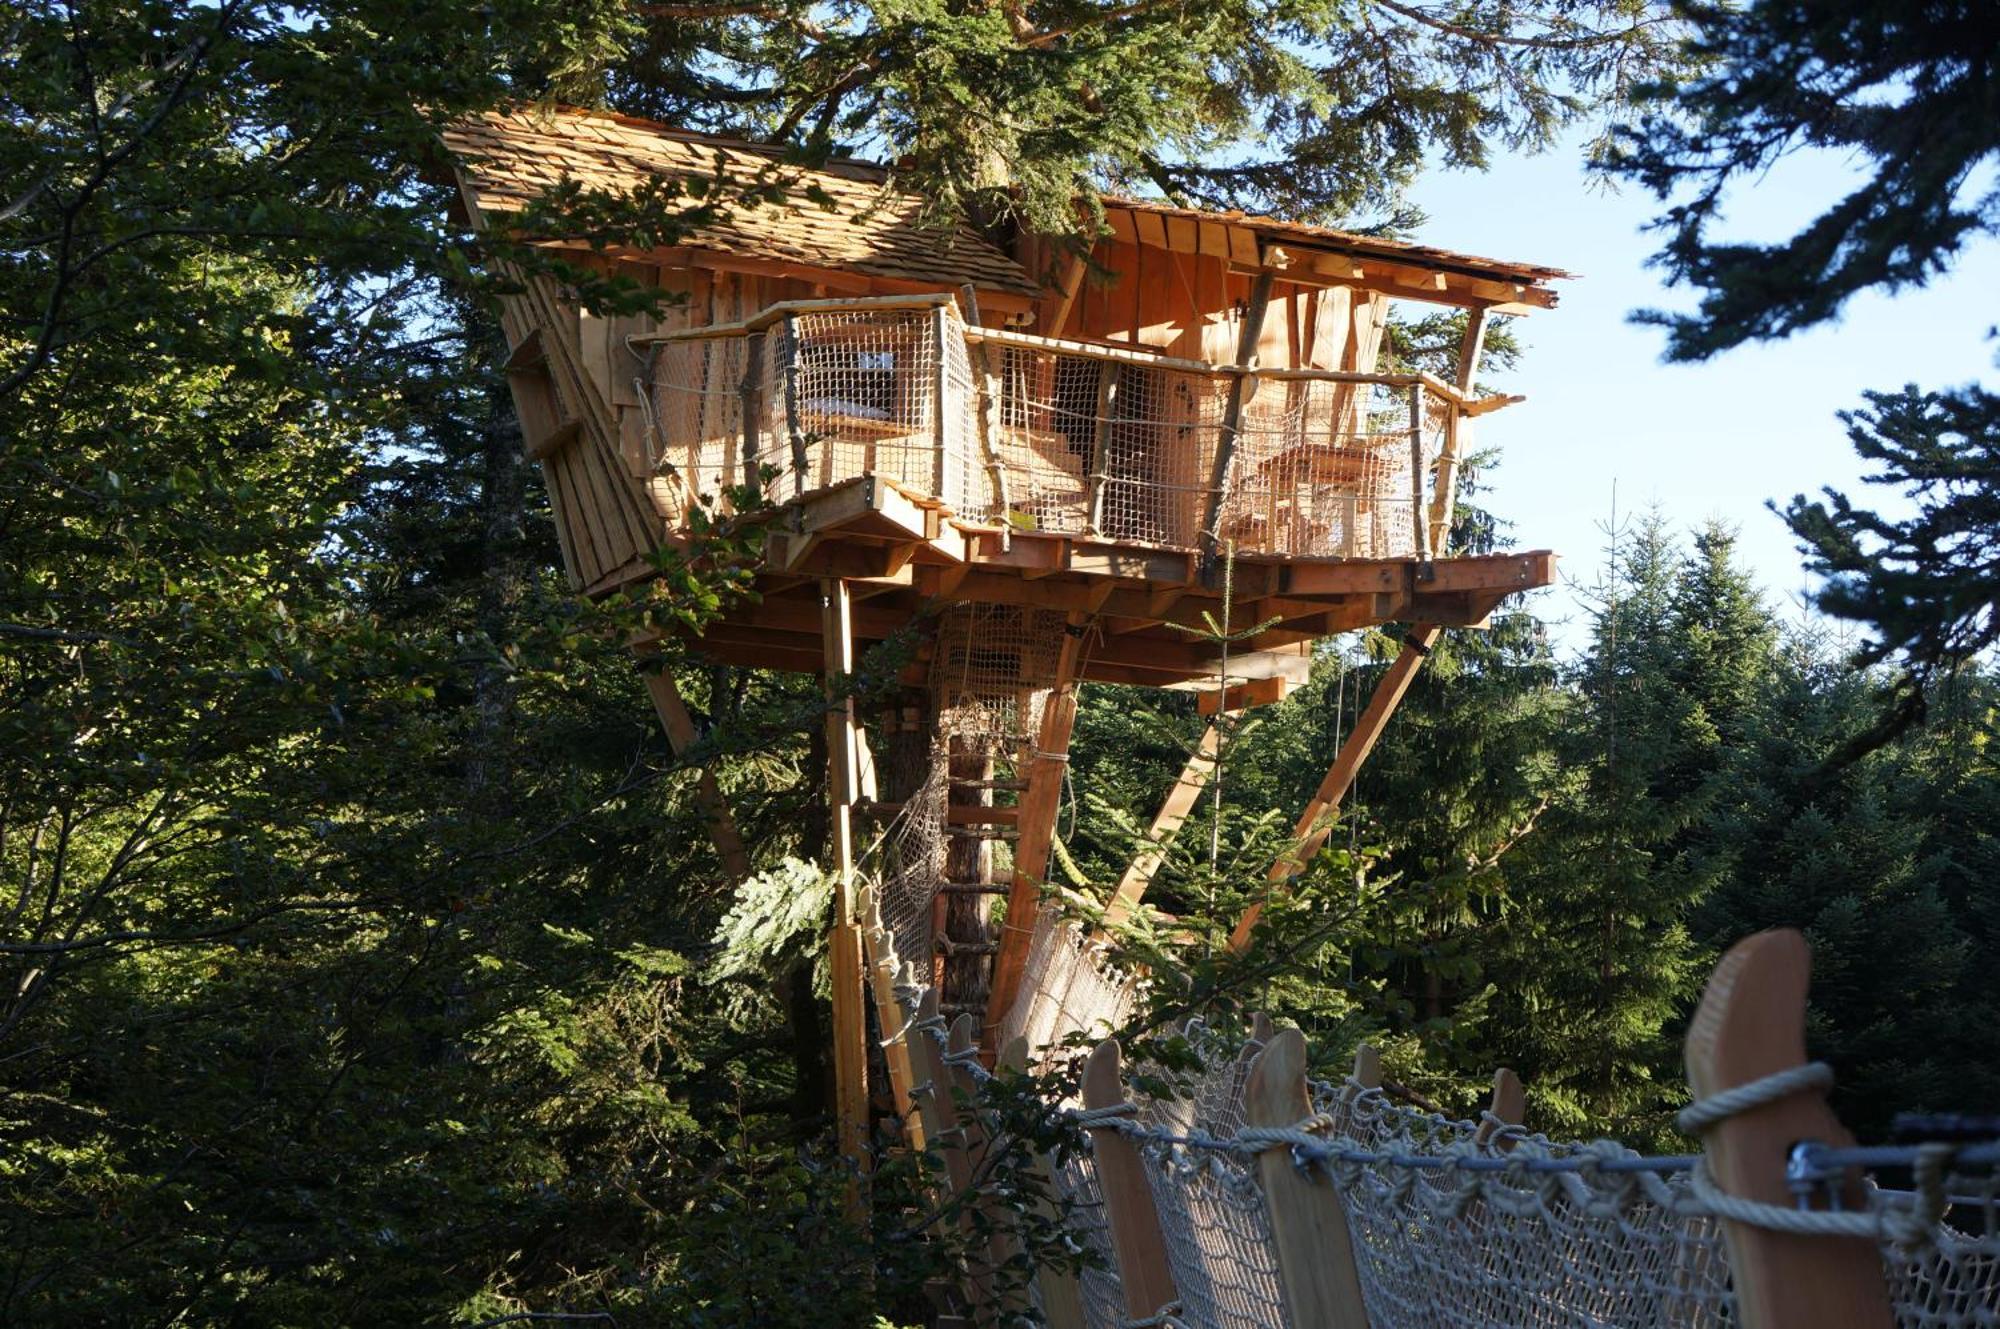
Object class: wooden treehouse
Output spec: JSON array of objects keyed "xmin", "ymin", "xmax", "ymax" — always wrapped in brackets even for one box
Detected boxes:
[{"xmin": 443, "ymin": 106, "xmax": 1566, "ymax": 1159}]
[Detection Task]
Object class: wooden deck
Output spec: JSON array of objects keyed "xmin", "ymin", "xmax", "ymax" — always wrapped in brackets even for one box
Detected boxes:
[{"xmin": 640, "ymin": 475, "xmax": 1555, "ymax": 687}]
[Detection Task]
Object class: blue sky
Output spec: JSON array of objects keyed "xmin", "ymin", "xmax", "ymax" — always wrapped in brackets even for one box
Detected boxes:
[{"xmin": 1404, "ymin": 138, "xmax": 2000, "ymax": 649}]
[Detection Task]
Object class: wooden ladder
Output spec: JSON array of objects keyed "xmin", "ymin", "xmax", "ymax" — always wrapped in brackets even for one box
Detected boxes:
[{"xmin": 934, "ymin": 739, "xmax": 1032, "ymax": 1023}]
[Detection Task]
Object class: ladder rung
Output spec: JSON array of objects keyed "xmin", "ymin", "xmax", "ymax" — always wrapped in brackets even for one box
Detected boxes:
[
  {"xmin": 947, "ymin": 805, "xmax": 1018, "ymax": 826},
  {"xmin": 935, "ymin": 937, "xmax": 999, "ymax": 956},
  {"xmin": 945, "ymin": 826, "xmax": 1017, "ymax": 840},
  {"xmin": 952, "ymin": 779, "xmax": 1029, "ymax": 792},
  {"xmin": 937, "ymin": 882, "xmax": 1009, "ymax": 895},
  {"xmin": 853, "ymin": 800, "xmax": 903, "ymax": 819}
]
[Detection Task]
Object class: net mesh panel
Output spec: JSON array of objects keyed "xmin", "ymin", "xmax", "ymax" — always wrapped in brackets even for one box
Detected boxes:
[
  {"xmin": 879, "ymin": 746, "xmax": 950, "ymax": 963},
  {"xmin": 1129, "ymin": 1025, "xmax": 1293, "ymax": 1329},
  {"xmin": 647, "ymin": 305, "xmax": 987, "ymax": 519},
  {"xmin": 981, "ymin": 346, "xmax": 1230, "ymax": 545},
  {"xmin": 645, "ymin": 301, "xmax": 1442, "ymax": 558},
  {"xmin": 646, "ymin": 333, "xmax": 747, "ymax": 518},
  {"xmin": 1220, "ymin": 377, "xmax": 1439, "ymax": 559},
  {"xmin": 1884, "ymin": 1166, "xmax": 2000, "ymax": 1328},
  {"xmin": 909, "ymin": 1005, "xmax": 1999, "ymax": 1329},
  {"xmin": 995, "ymin": 908, "xmax": 1137, "ymax": 1064},
  {"xmin": 931, "ymin": 603, "xmax": 1067, "ymax": 746},
  {"xmin": 1308, "ymin": 1081, "xmax": 1735, "ymax": 1327}
]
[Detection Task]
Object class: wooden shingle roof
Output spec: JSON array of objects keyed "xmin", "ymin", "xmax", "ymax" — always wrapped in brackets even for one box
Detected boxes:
[{"xmin": 443, "ymin": 106, "xmax": 1041, "ymax": 296}]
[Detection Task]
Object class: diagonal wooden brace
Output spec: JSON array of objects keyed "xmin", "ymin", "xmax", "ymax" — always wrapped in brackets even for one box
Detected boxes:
[
  {"xmin": 641, "ymin": 667, "xmax": 751, "ymax": 884},
  {"xmin": 1097, "ymin": 721, "xmax": 1221, "ymax": 936},
  {"xmin": 1228, "ymin": 623, "xmax": 1441, "ymax": 953},
  {"xmin": 982, "ymin": 610, "xmax": 1090, "ymax": 1051}
]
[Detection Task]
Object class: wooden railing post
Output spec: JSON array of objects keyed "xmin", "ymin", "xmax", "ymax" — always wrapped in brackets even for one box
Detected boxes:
[
  {"xmin": 1084, "ymin": 362, "xmax": 1120, "ymax": 537},
  {"xmin": 739, "ymin": 329, "xmax": 766, "ymax": 497},
  {"xmin": 1474, "ymin": 1067, "xmax": 1525, "ymax": 1151},
  {"xmin": 1427, "ymin": 308, "xmax": 1487, "ymax": 555},
  {"xmin": 1200, "ymin": 268, "xmax": 1277, "ymax": 558},
  {"xmin": 1683, "ymin": 929, "xmax": 1895, "ymax": 1329},
  {"xmin": 782, "ymin": 315, "xmax": 808, "ymax": 498},
  {"xmin": 999, "ymin": 1037, "xmax": 1086, "ymax": 1329},
  {"xmin": 1245, "ymin": 1028, "xmax": 1372, "ymax": 1328},
  {"xmin": 1408, "ymin": 381, "xmax": 1429, "ymax": 561},
  {"xmin": 932, "ymin": 303, "xmax": 955, "ymax": 506},
  {"xmin": 1080, "ymin": 1039, "xmax": 1178, "ymax": 1322},
  {"xmin": 908, "ymin": 986, "xmax": 972, "ymax": 1198}
]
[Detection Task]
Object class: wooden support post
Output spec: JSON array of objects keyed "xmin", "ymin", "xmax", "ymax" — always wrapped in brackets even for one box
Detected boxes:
[
  {"xmin": 1245, "ymin": 1028, "xmax": 1372, "ymax": 1329},
  {"xmin": 740, "ymin": 329, "xmax": 767, "ymax": 497},
  {"xmin": 1097, "ymin": 721, "xmax": 1221, "ymax": 935},
  {"xmin": 1408, "ymin": 382, "xmax": 1430, "ymax": 561},
  {"xmin": 982, "ymin": 611, "xmax": 1090, "ymax": 1051},
  {"xmin": 1229, "ymin": 624, "xmax": 1442, "ymax": 952},
  {"xmin": 1200, "ymin": 268, "xmax": 1278, "ymax": 557},
  {"xmin": 783, "ymin": 316, "xmax": 808, "ymax": 498},
  {"xmin": 933, "ymin": 303, "xmax": 954, "ymax": 505},
  {"xmin": 860, "ymin": 885, "xmax": 924, "ymax": 1150},
  {"xmin": 1429, "ymin": 310, "xmax": 1487, "ymax": 556},
  {"xmin": 1080, "ymin": 1040, "xmax": 1178, "ymax": 1323},
  {"xmin": 1329, "ymin": 1042, "xmax": 1382, "ymax": 1137},
  {"xmin": 999, "ymin": 1036, "xmax": 1086, "ymax": 1329},
  {"xmin": 1683, "ymin": 930, "xmax": 1895, "ymax": 1329},
  {"xmin": 1084, "ymin": 362, "xmax": 1121, "ymax": 536},
  {"xmin": 1474, "ymin": 1067, "xmax": 1525, "ymax": 1150},
  {"xmin": 640, "ymin": 668, "xmax": 751, "ymax": 883},
  {"xmin": 821, "ymin": 578, "xmax": 872, "ymax": 1180}
]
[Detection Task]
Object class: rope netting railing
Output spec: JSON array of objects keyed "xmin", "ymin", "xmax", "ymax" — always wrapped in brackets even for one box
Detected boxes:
[
  {"xmin": 632, "ymin": 295, "xmax": 1451, "ymax": 560},
  {"xmin": 878, "ymin": 929, "xmax": 2000, "ymax": 1329}
]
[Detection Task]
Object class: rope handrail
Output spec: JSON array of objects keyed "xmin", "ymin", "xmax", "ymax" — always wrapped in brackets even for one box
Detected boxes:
[{"xmin": 914, "ymin": 1019, "xmax": 2000, "ymax": 1197}]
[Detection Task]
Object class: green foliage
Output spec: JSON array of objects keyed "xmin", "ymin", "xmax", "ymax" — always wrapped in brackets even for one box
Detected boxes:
[
  {"xmin": 709, "ymin": 857, "xmax": 835, "ymax": 1021},
  {"xmin": 1775, "ymin": 386, "xmax": 2000, "ymax": 760},
  {"xmin": 1611, "ymin": 0, "xmax": 1999, "ymax": 359}
]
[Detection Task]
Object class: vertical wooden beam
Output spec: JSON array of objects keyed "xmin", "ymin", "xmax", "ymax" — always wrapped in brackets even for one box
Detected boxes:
[
  {"xmin": 641, "ymin": 667, "xmax": 751, "ymax": 883},
  {"xmin": 821, "ymin": 578, "xmax": 872, "ymax": 1179},
  {"xmin": 1408, "ymin": 382, "xmax": 1430, "ymax": 561},
  {"xmin": 1097, "ymin": 720, "xmax": 1221, "ymax": 935},
  {"xmin": 1429, "ymin": 309, "xmax": 1488, "ymax": 556},
  {"xmin": 1200, "ymin": 268, "xmax": 1278, "ymax": 557},
  {"xmin": 983, "ymin": 612, "xmax": 1090, "ymax": 1050},
  {"xmin": 1084, "ymin": 362, "xmax": 1121, "ymax": 537},
  {"xmin": 1245, "ymin": 1028, "xmax": 1372, "ymax": 1329},
  {"xmin": 740, "ymin": 329, "xmax": 767, "ymax": 497},
  {"xmin": 1080, "ymin": 1040, "xmax": 1178, "ymax": 1322},
  {"xmin": 1683, "ymin": 930, "xmax": 1895, "ymax": 1329},
  {"xmin": 1229, "ymin": 624, "xmax": 1441, "ymax": 953}
]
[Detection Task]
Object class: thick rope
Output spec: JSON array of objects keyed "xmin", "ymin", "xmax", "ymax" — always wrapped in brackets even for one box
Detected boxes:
[
  {"xmin": 1676, "ymin": 1062, "xmax": 1953, "ymax": 1248},
  {"xmin": 1675, "ymin": 1062, "xmax": 1834, "ymax": 1135},
  {"xmin": 1073, "ymin": 1102, "xmax": 1139, "ymax": 1130}
]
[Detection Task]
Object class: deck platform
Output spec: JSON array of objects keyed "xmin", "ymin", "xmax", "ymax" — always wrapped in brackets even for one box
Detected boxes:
[{"xmin": 650, "ymin": 475, "xmax": 1555, "ymax": 687}]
